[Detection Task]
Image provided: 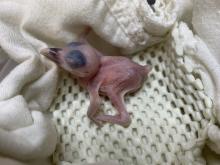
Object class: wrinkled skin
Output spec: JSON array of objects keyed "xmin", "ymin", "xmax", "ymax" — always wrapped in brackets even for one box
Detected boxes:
[{"xmin": 40, "ymin": 33, "xmax": 151, "ymax": 127}]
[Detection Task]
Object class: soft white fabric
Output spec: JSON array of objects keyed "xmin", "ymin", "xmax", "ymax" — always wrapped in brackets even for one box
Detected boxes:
[
  {"xmin": 0, "ymin": 59, "xmax": 17, "ymax": 82},
  {"xmin": 192, "ymin": 0, "xmax": 220, "ymax": 63},
  {"xmin": 176, "ymin": 0, "xmax": 193, "ymax": 24},
  {"xmin": 0, "ymin": 156, "xmax": 52, "ymax": 165},
  {"xmin": 192, "ymin": 0, "xmax": 220, "ymax": 157}
]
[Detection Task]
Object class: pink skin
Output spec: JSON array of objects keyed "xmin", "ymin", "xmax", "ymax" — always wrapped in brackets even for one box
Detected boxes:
[{"xmin": 40, "ymin": 30, "xmax": 151, "ymax": 127}]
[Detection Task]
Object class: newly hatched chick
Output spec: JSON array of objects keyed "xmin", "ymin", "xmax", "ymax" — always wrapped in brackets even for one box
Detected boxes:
[{"xmin": 41, "ymin": 34, "xmax": 151, "ymax": 127}]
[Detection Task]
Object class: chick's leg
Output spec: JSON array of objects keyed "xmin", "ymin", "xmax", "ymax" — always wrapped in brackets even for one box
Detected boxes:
[
  {"xmin": 96, "ymin": 91, "xmax": 131, "ymax": 127},
  {"xmin": 87, "ymin": 83, "xmax": 103, "ymax": 126}
]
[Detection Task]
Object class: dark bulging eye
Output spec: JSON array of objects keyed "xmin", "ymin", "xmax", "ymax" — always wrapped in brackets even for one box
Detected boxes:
[
  {"xmin": 65, "ymin": 50, "xmax": 86, "ymax": 68},
  {"xmin": 147, "ymin": 0, "xmax": 156, "ymax": 5}
]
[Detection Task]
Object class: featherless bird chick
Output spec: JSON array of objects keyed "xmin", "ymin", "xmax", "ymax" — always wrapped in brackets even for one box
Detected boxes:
[{"xmin": 40, "ymin": 28, "xmax": 152, "ymax": 127}]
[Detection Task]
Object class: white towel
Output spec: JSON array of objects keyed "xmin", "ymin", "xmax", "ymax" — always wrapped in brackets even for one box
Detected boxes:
[{"xmin": 192, "ymin": 1, "xmax": 220, "ymax": 163}]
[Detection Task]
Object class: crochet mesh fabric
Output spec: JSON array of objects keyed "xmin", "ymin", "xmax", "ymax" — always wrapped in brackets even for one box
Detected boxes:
[{"xmin": 49, "ymin": 24, "xmax": 214, "ymax": 165}]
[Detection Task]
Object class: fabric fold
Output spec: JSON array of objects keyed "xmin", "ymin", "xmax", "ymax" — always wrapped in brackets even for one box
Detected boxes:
[
  {"xmin": 192, "ymin": 0, "xmax": 220, "ymax": 156},
  {"xmin": 0, "ymin": 96, "xmax": 33, "ymax": 131},
  {"xmin": 0, "ymin": 111, "xmax": 57, "ymax": 160},
  {"xmin": 0, "ymin": 0, "xmax": 58, "ymax": 162}
]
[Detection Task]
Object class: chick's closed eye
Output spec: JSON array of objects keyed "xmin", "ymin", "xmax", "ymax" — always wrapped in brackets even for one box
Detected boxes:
[{"xmin": 65, "ymin": 50, "xmax": 87, "ymax": 68}]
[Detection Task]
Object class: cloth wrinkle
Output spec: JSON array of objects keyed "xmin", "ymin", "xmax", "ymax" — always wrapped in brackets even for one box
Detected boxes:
[{"xmin": 101, "ymin": 0, "xmax": 135, "ymax": 47}]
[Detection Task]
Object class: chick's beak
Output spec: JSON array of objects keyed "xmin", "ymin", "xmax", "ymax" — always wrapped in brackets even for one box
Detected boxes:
[{"xmin": 40, "ymin": 48, "xmax": 61, "ymax": 63}]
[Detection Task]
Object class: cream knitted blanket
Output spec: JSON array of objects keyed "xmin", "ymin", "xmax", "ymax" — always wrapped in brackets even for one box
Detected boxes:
[{"xmin": 0, "ymin": 0, "xmax": 219, "ymax": 165}]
